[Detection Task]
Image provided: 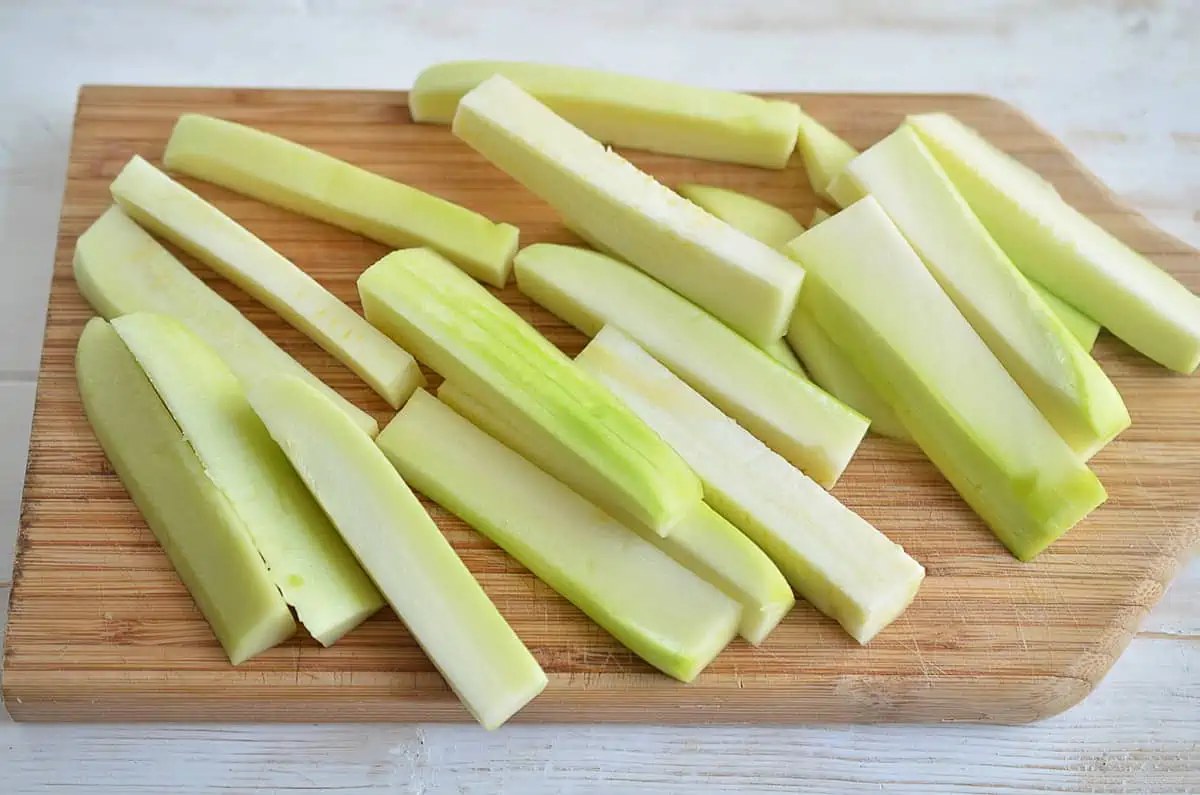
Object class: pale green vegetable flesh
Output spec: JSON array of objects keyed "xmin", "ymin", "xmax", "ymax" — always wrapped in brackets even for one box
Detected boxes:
[
  {"xmin": 248, "ymin": 375, "xmax": 546, "ymax": 730},
  {"xmin": 907, "ymin": 111, "xmax": 1063, "ymax": 198},
  {"xmin": 762, "ymin": 337, "xmax": 808, "ymax": 378},
  {"xmin": 810, "ymin": 208, "xmax": 831, "ymax": 226},
  {"xmin": 661, "ymin": 504, "xmax": 794, "ymax": 645},
  {"xmin": 842, "ymin": 128, "xmax": 1129, "ymax": 458},
  {"xmin": 76, "ymin": 318, "xmax": 296, "ymax": 664},
  {"xmin": 358, "ymin": 247, "xmax": 701, "ymax": 535},
  {"xmin": 379, "ymin": 390, "xmax": 743, "ymax": 677},
  {"xmin": 412, "ymin": 61, "xmax": 802, "ymax": 169},
  {"xmin": 110, "ymin": 156, "xmax": 424, "ymax": 407},
  {"xmin": 73, "ymin": 206, "xmax": 378, "ymax": 437},
  {"xmin": 797, "ymin": 113, "xmax": 858, "ymax": 202},
  {"xmin": 667, "ymin": 185, "xmax": 906, "ymax": 438},
  {"xmin": 515, "ymin": 243, "xmax": 868, "ymax": 488},
  {"xmin": 111, "ymin": 313, "xmax": 384, "ymax": 646},
  {"xmin": 671, "ymin": 184, "xmax": 808, "ymax": 376},
  {"xmin": 825, "ymin": 171, "xmax": 867, "ymax": 208},
  {"xmin": 909, "ymin": 112, "xmax": 1200, "ymax": 373},
  {"xmin": 786, "ymin": 198, "xmax": 1107, "ymax": 561},
  {"xmin": 817, "ymin": 121, "xmax": 1096, "ymax": 344},
  {"xmin": 452, "ymin": 75, "xmax": 804, "ymax": 346},
  {"xmin": 437, "ymin": 380, "xmax": 795, "ymax": 645},
  {"xmin": 560, "ymin": 218, "xmax": 805, "ymax": 379},
  {"xmin": 576, "ymin": 327, "xmax": 925, "ymax": 644},
  {"xmin": 676, "ymin": 183, "xmax": 805, "ymax": 248},
  {"xmin": 787, "ymin": 311, "xmax": 911, "ymax": 441},
  {"xmin": 1033, "ymin": 283, "xmax": 1101, "ymax": 350},
  {"xmin": 431, "ymin": 377, "xmax": 654, "ymax": 534},
  {"xmin": 164, "ymin": 114, "xmax": 520, "ymax": 287}
]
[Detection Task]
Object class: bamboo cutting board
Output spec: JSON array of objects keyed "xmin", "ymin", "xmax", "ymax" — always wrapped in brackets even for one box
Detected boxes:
[{"xmin": 4, "ymin": 86, "xmax": 1198, "ymax": 724}]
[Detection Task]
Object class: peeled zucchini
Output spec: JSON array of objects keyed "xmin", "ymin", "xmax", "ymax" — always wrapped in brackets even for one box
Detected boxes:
[
  {"xmin": 378, "ymin": 389, "xmax": 743, "ymax": 679},
  {"xmin": 841, "ymin": 127, "xmax": 1128, "ymax": 458},
  {"xmin": 164, "ymin": 114, "xmax": 519, "ymax": 287},
  {"xmin": 576, "ymin": 327, "xmax": 925, "ymax": 644},
  {"xmin": 112, "ymin": 313, "xmax": 384, "ymax": 645},
  {"xmin": 437, "ymin": 380, "xmax": 795, "ymax": 645},
  {"xmin": 358, "ymin": 247, "xmax": 701, "ymax": 535},
  {"xmin": 452, "ymin": 75, "xmax": 804, "ymax": 346},
  {"xmin": 249, "ymin": 375, "xmax": 546, "ymax": 730},
  {"xmin": 412, "ymin": 60, "xmax": 801, "ymax": 169},
  {"xmin": 910, "ymin": 112, "xmax": 1200, "ymax": 373},
  {"xmin": 514, "ymin": 243, "xmax": 868, "ymax": 487},
  {"xmin": 796, "ymin": 112, "xmax": 857, "ymax": 202},
  {"xmin": 73, "ymin": 207, "xmax": 377, "ymax": 437},
  {"xmin": 77, "ymin": 318, "xmax": 295, "ymax": 664},
  {"xmin": 111, "ymin": 156, "xmax": 423, "ymax": 408},
  {"xmin": 785, "ymin": 198, "xmax": 1107, "ymax": 560}
]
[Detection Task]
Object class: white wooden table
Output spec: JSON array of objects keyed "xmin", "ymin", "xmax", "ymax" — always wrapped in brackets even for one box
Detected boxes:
[{"xmin": 1, "ymin": 2, "xmax": 1196, "ymax": 791}]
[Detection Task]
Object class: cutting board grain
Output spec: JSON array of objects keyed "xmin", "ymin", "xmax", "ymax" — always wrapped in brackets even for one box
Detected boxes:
[{"xmin": 3, "ymin": 86, "xmax": 1198, "ymax": 724}]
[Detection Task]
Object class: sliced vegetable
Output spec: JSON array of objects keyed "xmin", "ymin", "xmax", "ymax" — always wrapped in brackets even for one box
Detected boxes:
[
  {"xmin": 797, "ymin": 112, "xmax": 857, "ymax": 202},
  {"xmin": 762, "ymin": 337, "xmax": 807, "ymax": 377},
  {"xmin": 358, "ymin": 247, "xmax": 701, "ymax": 535},
  {"xmin": 810, "ymin": 208, "xmax": 831, "ymax": 226},
  {"xmin": 841, "ymin": 127, "xmax": 1128, "ymax": 457},
  {"xmin": 437, "ymin": 380, "xmax": 795, "ymax": 645},
  {"xmin": 667, "ymin": 184, "xmax": 904, "ymax": 439},
  {"xmin": 668, "ymin": 186, "xmax": 807, "ymax": 378},
  {"xmin": 110, "ymin": 156, "xmax": 423, "ymax": 408},
  {"xmin": 559, "ymin": 221, "xmax": 797, "ymax": 381},
  {"xmin": 818, "ymin": 122, "xmax": 1097, "ymax": 344},
  {"xmin": 909, "ymin": 112, "xmax": 1200, "ymax": 373},
  {"xmin": 248, "ymin": 375, "xmax": 546, "ymax": 730},
  {"xmin": 576, "ymin": 327, "xmax": 924, "ymax": 644},
  {"xmin": 785, "ymin": 198, "xmax": 1107, "ymax": 561},
  {"xmin": 77, "ymin": 318, "xmax": 295, "ymax": 664},
  {"xmin": 163, "ymin": 114, "xmax": 519, "ymax": 287},
  {"xmin": 826, "ymin": 170, "xmax": 867, "ymax": 208},
  {"xmin": 111, "ymin": 313, "xmax": 384, "ymax": 645},
  {"xmin": 787, "ymin": 310, "xmax": 911, "ymax": 441},
  {"xmin": 453, "ymin": 75, "xmax": 804, "ymax": 346},
  {"xmin": 514, "ymin": 243, "xmax": 868, "ymax": 487},
  {"xmin": 379, "ymin": 389, "xmax": 743, "ymax": 678},
  {"xmin": 73, "ymin": 206, "xmax": 377, "ymax": 437},
  {"xmin": 676, "ymin": 183, "xmax": 805, "ymax": 248},
  {"xmin": 412, "ymin": 60, "xmax": 802, "ymax": 169},
  {"xmin": 907, "ymin": 112, "xmax": 1063, "ymax": 197},
  {"xmin": 1033, "ymin": 283, "xmax": 1101, "ymax": 349}
]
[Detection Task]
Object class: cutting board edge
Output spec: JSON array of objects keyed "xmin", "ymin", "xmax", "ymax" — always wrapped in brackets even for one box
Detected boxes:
[
  {"xmin": 1, "ymin": 668, "xmax": 1094, "ymax": 725},
  {"xmin": 5, "ymin": 84, "xmax": 1200, "ymax": 725}
]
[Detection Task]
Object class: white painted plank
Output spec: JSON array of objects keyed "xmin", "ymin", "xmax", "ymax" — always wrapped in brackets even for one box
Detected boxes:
[
  {"xmin": 0, "ymin": 1, "xmax": 1197, "ymax": 793},
  {"xmin": 0, "ymin": 637, "xmax": 1195, "ymax": 793},
  {"xmin": 0, "ymin": 172, "xmax": 61, "ymax": 376},
  {"xmin": 1141, "ymin": 556, "xmax": 1200, "ymax": 637},
  {"xmin": 0, "ymin": 384, "xmax": 35, "ymax": 588},
  {"xmin": 0, "ymin": 1, "xmax": 1196, "ymax": 237}
]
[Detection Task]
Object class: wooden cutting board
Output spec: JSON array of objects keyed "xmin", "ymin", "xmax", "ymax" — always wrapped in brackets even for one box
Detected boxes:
[{"xmin": 4, "ymin": 86, "xmax": 1198, "ymax": 724}]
